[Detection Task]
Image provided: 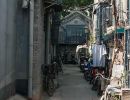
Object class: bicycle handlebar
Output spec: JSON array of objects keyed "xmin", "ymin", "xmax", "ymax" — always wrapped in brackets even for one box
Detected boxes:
[{"xmin": 96, "ymin": 73, "xmax": 122, "ymax": 81}]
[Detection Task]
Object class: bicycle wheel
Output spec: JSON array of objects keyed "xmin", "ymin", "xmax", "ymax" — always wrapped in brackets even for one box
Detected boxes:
[
  {"xmin": 47, "ymin": 78, "xmax": 55, "ymax": 96},
  {"xmin": 97, "ymin": 84, "xmax": 102, "ymax": 96}
]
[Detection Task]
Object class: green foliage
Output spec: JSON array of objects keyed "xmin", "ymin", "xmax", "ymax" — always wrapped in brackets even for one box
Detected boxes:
[
  {"xmin": 62, "ymin": 0, "xmax": 93, "ymax": 17},
  {"xmin": 63, "ymin": 0, "xmax": 93, "ymax": 7}
]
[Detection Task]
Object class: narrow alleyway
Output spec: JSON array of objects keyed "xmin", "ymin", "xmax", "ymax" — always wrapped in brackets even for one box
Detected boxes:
[{"xmin": 44, "ymin": 65, "xmax": 100, "ymax": 100}]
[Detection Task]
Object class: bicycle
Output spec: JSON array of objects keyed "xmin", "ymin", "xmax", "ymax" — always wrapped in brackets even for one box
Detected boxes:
[
  {"xmin": 98, "ymin": 73, "xmax": 123, "ymax": 100},
  {"xmin": 41, "ymin": 59, "xmax": 62, "ymax": 96},
  {"xmin": 52, "ymin": 56, "xmax": 64, "ymax": 74},
  {"xmin": 41, "ymin": 64, "xmax": 56, "ymax": 96}
]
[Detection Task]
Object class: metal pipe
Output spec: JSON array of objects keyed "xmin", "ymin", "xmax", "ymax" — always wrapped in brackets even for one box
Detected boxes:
[
  {"xmin": 99, "ymin": 4, "xmax": 103, "ymax": 42},
  {"xmin": 28, "ymin": 0, "xmax": 34, "ymax": 98},
  {"xmin": 128, "ymin": 0, "xmax": 130, "ymax": 24}
]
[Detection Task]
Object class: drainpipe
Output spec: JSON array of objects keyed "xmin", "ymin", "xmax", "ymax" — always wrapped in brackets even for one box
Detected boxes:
[
  {"xmin": 28, "ymin": 0, "xmax": 34, "ymax": 99},
  {"xmin": 46, "ymin": 13, "xmax": 51, "ymax": 64},
  {"xmin": 128, "ymin": 0, "xmax": 130, "ymax": 24}
]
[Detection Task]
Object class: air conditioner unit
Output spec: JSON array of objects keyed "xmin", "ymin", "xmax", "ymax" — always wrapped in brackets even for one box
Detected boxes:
[{"xmin": 22, "ymin": 0, "xmax": 29, "ymax": 8}]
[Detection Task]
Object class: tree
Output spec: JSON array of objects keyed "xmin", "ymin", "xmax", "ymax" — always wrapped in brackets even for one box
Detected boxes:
[
  {"xmin": 63, "ymin": 0, "xmax": 93, "ymax": 8},
  {"xmin": 62, "ymin": 0, "xmax": 94, "ymax": 16}
]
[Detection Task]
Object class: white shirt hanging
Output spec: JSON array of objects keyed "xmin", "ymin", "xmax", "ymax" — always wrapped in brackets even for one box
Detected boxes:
[{"xmin": 92, "ymin": 44, "xmax": 107, "ymax": 67}]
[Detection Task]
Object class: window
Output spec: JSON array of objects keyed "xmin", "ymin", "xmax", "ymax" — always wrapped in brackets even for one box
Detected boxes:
[{"xmin": 65, "ymin": 25, "xmax": 86, "ymax": 44}]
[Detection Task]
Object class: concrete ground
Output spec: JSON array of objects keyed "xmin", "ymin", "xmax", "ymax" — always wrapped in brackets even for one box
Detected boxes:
[
  {"xmin": 7, "ymin": 94, "xmax": 27, "ymax": 100},
  {"xmin": 43, "ymin": 64, "xmax": 101, "ymax": 100}
]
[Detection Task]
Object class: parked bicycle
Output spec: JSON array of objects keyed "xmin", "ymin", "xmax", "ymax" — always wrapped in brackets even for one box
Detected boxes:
[
  {"xmin": 41, "ymin": 64, "xmax": 56, "ymax": 96},
  {"xmin": 41, "ymin": 57, "xmax": 63, "ymax": 96},
  {"xmin": 53, "ymin": 56, "xmax": 63, "ymax": 74}
]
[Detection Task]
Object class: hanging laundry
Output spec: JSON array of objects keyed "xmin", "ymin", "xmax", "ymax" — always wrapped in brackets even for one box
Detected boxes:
[{"xmin": 92, "ymin": 44, "xmax": 107, "ymax": 67}]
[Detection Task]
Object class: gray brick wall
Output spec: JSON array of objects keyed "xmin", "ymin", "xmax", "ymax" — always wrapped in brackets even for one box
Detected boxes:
[
  {"xmin": 0, "ymin": 0, "xmax": 45, "ymax": 99},
  {"xmin": 32, "ymin": 0, "xmax": 45, "ymax": 99}
]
